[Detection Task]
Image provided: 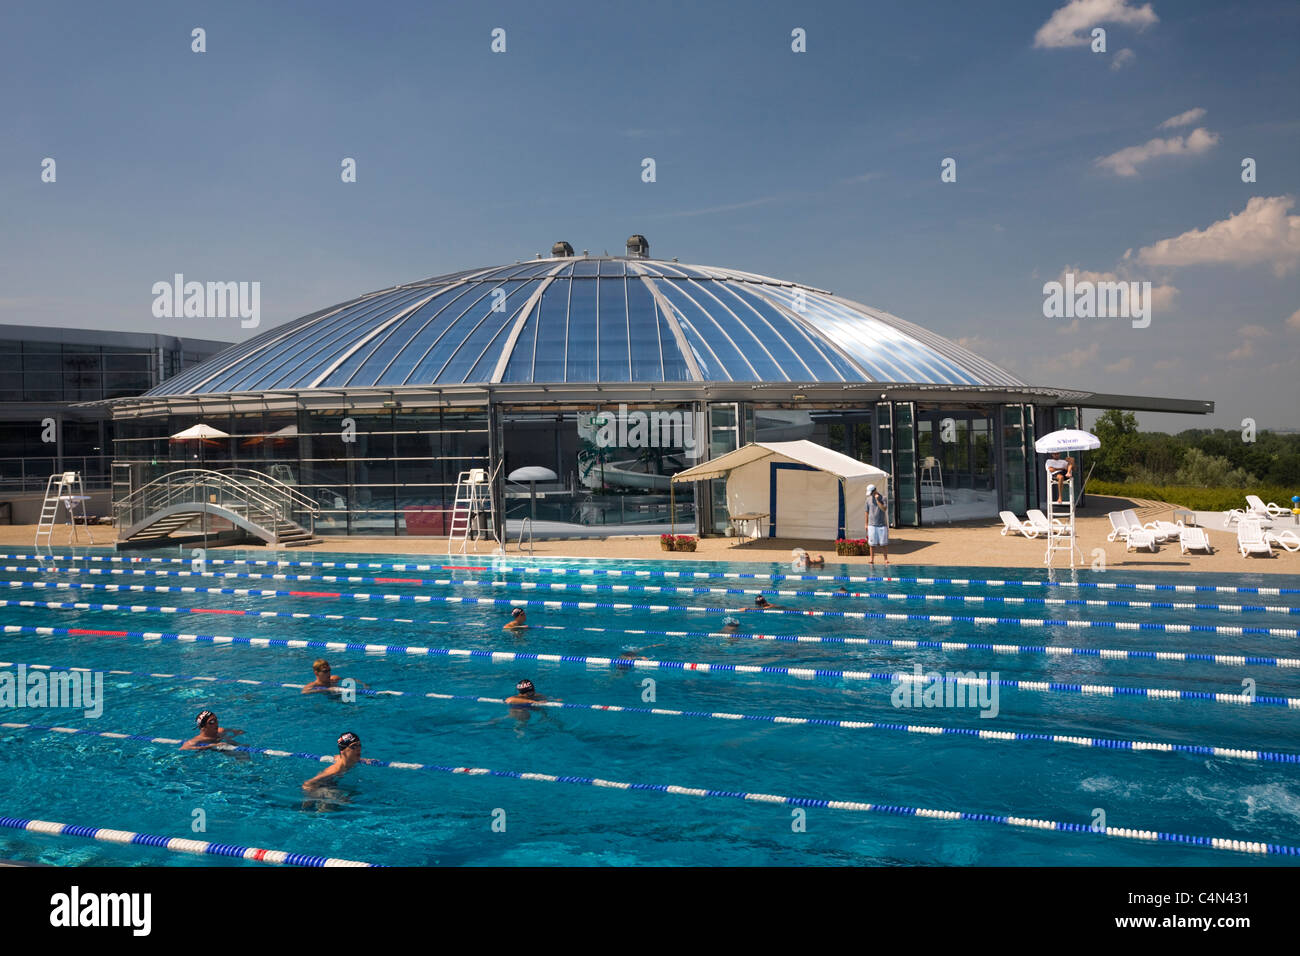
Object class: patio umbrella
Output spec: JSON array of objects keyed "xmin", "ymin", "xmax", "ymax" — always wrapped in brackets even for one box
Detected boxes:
[
  {"xmin": 1033, "ymin": 429, "xmax": 1100, "ymax": 454},
  {"xmin": 508, "ymin": 466, "xmax": 557, "ymax": 522},
  {"xmin": 169, "ymin": 424, "xmax": 231, "ymax": 548}
]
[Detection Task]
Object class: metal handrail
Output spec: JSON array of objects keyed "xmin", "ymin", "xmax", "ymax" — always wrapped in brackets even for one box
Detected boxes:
[
  {"xmin": 518, "ymin": 517, "xmax": 534, "ymax": 555},
  {"xmin": 114, "ymin": 469, "xmax": 303, "ymax": 535}
]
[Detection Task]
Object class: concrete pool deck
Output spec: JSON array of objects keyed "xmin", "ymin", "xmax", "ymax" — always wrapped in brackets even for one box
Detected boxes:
[{"xmin": 2, "ymin": 495, "xmax": 1296, "ymax": 575}]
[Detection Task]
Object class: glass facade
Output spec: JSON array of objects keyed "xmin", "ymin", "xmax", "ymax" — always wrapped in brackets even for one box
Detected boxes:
[{"xmin": 112, "ymin": 407, "xmax": 490, "ymax": 536}]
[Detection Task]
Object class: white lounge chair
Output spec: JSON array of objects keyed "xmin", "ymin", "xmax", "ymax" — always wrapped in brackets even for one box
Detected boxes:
[
  {"xmin": 1121, "ymin": 509, "xmax": 1171, "ymax": 542},
  {"xmin": 1264, "ymin": 528, "xmax": 1300, "ymax": 553},
  {"xmin": 1024, "ymin": 509, "xmax": 1071, "ymax": 539},
  {"xmin": 1106, "ymin": 511, "xmax": 1157, "ymax": 551},
  {"xmin": 1238, "ymin": 519, "xmax": 1273, "ymax": 557},
  {"xmin": 1000, "ymin": 511, "xmax": 1032, "ymax": 537},
  {"xmin": 1247, "ymin": 494, "xmax": 1287, "ymax": 519},
  {"xmin": 1178, "ymin": 524, "xmax": 1213, "ymax": 554},
  {"xmin": 1224, "ymin": 496, "xmax": 1279, "ymax": 527}
]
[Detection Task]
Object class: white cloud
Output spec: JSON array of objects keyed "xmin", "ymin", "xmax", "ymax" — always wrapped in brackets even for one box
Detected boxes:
[
  {"xmin": 1105, "ymin": 356, "xmax": 1134, "ymax": 373},
  {"xmin": 1028, "ymin": 342, "xmax": 1101, "ymax": 379},
  {"xmin": 1137, "ymin": 195, "xmax": 1300, "ymax": 277},
  {"xmin": 1034, "ymin": 0, "xmax": 1159, "ymax": 48},
  {"xmin": 1227, "ymin": 340, "xmax": 1255, "ymax": 361},
  {"xmin": 1095, "ymin": 128, "xmax": 1220, "ymax": 176},
  {"xmin": 1288, "ymin": 308, "xmax": 1300, "ymax": 331},
  {"xmin": 1056, "ymin": 266, "xmax": 1178, "ymax": 312},
  {"xmin": 1158, "ymin": 107, "xmax": 1207, "ymax": 129},
  {"xmin": 1110, "ymin": 48, "xmax": 1136, "ymax": 70},
  {"xmin": 1239, "ymin": 324, "xmax": 1271, "ymax": 339}
]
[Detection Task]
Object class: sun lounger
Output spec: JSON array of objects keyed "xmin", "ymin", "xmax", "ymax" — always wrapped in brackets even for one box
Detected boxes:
[
  {"xmin": 1024, "ymin": 509, "xmax": 1070, "ymax": 539},
  {"xmin": 1237, "ymin": 519, "xmax": 1273, "ymax": 557},
  {"xmin": 1246, "ymin": 494, "xmax": 1286, "ymax": 519},
  {"xmin": 1264, "ymin": 529, "xmax": 1300, "ymax": 553},
  {"xmin": 1000, "ymin": 511, "xmax": 1032, "ymax": 537},
  {"xmin": 1178, "ymin": 524, "xmax": 1213, "ymax": 554},
  {"xmin": 1106, "ymin": 511, "xmax": 1157, "ymax": 550},
  {"xmin": 1121, "ymin": 509, "xmax": 1171, "ymax": 542}
]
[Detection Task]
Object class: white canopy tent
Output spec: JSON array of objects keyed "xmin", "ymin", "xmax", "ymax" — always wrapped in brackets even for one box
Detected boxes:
[{"xmin": 672, "ymin": 440, "xmax": 890, "ymax": 540}]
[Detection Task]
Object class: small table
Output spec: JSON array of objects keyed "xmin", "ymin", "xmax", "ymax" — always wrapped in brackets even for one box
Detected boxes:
[
  {"xmin": 1172, "ymin": 508, "xmax": 1196, "ymax": 527},
  {"xmin": 730, "ymin": 512, "xmax": 768, "ymax": 545}
]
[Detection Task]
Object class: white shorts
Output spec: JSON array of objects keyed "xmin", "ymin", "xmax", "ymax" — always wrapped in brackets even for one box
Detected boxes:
[{"xmin": 868, "ymin": 525, "xmax": 888, "ymax": 547}]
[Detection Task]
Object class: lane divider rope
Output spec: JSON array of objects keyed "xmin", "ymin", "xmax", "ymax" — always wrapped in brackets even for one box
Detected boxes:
[
  {"xmin": 3, "ymin": 720, "xmax": 1291, "ymax": 858},
  {"xmin": 6, "ymin": 657, "xmax": 1293, "ymax": 765},
  {"xmin": 6, "ymin": 622, "xmax": 1296, "ymax": 708},
  {"xmin": 5, "ymin": 570, "xmax": 1297, "ymax": 639},
  {"xmin": 0, "ymin": 810, "xmax": 377, "ymax": 867},
  {"xmin": 8, "ymin": 553, "xmax": 1296, "ymax": 616},
  {"xmin": 8, "ymin": 596, "xmax": 1300, "ymax": 671},
  {"xmin": 11, "ymin": 550, "xmax": 1300, "ymax": 597}
]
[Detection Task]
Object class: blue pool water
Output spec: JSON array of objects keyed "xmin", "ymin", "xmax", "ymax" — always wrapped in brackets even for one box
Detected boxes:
[{"xmin": 1, "ymin": 547, "xmax": 1298, "ymax": 866}]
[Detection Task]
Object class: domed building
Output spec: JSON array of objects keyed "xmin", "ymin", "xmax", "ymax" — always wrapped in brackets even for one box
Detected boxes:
[{"xmin": 109, "ymin": 236, "xmax": 1211, "ymax": 537}]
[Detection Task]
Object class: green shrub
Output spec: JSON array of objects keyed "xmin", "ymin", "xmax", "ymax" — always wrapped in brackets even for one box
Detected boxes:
[{"xmin": 1087, "ymin": 481, "xmax": 1298, "ymax": 513}]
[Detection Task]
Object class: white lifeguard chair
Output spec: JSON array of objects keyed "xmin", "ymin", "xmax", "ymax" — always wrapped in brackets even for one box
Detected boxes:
[
  {"xmin": 1034, "ymin": 428, "xmax": 1099, "ymax": 568},
  {"xmin": 448, "ymin": 467, "xmax": 501, "ymax": 554},
  {"xmin": 35, "ymin": 471, "xmax": 95, "ymax": 548},
  {"xmin": 920, "ymin": 456, "xmax": 946, "ymax": 506}
]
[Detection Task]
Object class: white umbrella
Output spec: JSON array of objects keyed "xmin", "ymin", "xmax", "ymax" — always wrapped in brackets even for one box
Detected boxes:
[
  {"xmin": 170, "ymin": 424, "xmax": 231, "ymax": 441},
  {"xmin": 509, "ymin": 466, "xmax": 558, "ymax": 522},
  {"xmin": 1034, "ymin": 429, "xmax": 1100, "ymax": 454}
]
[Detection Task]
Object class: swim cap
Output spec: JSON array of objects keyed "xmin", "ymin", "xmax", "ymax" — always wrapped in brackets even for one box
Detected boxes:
[
  {"xmin": 516, "ymin": 679, "xmax": 535, "ymax": 694},
  {"xmin": 512, "ymin": 607, "xmax": 524, "ymax": 616},
  {"xmin": 338, "ymin": 732, "xmax": 361, "ymax": 751},
  {"xmin": 723, "ymin": 617, "xmax": 740, "ymax": 627},
  {"xmin": 195, "ymin": 710, "xmax": 216, "ymax": 729}
]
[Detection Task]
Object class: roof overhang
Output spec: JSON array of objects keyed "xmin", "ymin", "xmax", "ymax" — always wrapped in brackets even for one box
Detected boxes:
[{"xmin": 102, "ymin": 382, "xmax": 1214, "ymax": 418}]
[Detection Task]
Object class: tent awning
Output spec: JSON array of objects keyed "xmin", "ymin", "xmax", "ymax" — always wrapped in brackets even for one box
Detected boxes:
[{"xmin": 671, "ymin": 440, "xmax": 889, "ymax": 484}]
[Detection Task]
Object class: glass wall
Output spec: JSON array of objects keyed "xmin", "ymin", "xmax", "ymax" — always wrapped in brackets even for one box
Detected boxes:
[
  {"xmin": 999, "ymin": 404, "xmax": 1035, "ymax": 516},
  {"xmin": 112, "ymin": 406, "xmax": 490, "ymax": 536}
]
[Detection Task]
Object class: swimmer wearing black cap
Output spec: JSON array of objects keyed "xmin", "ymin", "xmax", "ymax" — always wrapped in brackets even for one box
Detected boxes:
[
  {"xmin": 754, "ymin": 595, "xmax": 780, "ymax": 609},
  {"xmin": 302, "ymin": 732, "xmax": 365, "ymax": 791},
  {"xmin": 181, "ymin": 710, "xmax": 245, "ymax": 750},
  {"xmin": 504, "ymin": 607, "xmax": 528, "ymax": 631},
  {"xmin": 505, "ymin": 679, "xmax": 549, "ymax": 706}
]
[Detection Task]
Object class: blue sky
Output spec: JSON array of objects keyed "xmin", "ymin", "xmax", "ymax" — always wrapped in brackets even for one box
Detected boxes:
[{"xmin": 2, "ymin": 0, "xmax": 1297, "ymax": 430}]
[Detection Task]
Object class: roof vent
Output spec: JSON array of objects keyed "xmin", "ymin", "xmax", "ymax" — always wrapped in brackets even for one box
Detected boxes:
[
  {"xmin": 551, "ymin": 241, "xmax": 574, "ymax": 257},
  {"xmin": 626, "ymin": 234, "xmax": 649, "ymax": 258}
]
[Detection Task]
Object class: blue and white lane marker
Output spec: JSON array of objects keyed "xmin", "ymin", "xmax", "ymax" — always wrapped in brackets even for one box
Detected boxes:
[
  {"xmin": 7, "ymin": 659, "xmax": 1292, "ymax": 765},
  {"xmin": 11, "ymin": 551, "xmax": 1300, "ymax": 598},
  {"xmin": 4, "ymin": 721, "xmax": 1290, "ymax": 859},
  {"xmin": 8, "ymin": 597, "xmax": 1300, "ymax": 671},
  {"xmin": 5, "ymin": 573, "xmax": 1298, "ymax": 639},
  {"xmin": 12, "ymin": 562, "xmax": 1300, "ymax": 618},
  {"xmin": 9, "ymin": 623, "xmax": 1297, "ymax": 708},
  {"xmin": 0, "ymin": 811, "xmax": 377, "ymax": 867},
  {"xmin": 8, "ymin": 553, "xmax": 1298, "ymax": 616}
]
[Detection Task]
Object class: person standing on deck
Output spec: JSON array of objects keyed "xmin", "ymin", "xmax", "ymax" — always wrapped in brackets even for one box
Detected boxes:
[{"xmin": 867, "ymin": 484, "xmax": 889, "ymax": 567}]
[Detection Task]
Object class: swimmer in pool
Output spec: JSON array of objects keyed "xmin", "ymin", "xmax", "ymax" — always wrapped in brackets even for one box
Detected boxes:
[
  {"xmin": 720, "ymin": 616, "xmax": 741, "ymax": 633},
  {"xmin": 505, "ymin": 679, "xmax": 550, "ymax": 706},
  {"xmin": 302, "ymin": 732, "xmax": 364, "ymax": 791},
  {"xmin": 504, "ymin": 608, "xmax": 528, "ymax": 631},
  {"xmin": 754, "ymin": 595, "xmax": 780, "ymax": 609},
  {"xmin": 181, "ymin": 710, "xmax": 245, "ymax": 750},
  {"xmin": 301, "ymin": 659, "xmax": 367, "ymax": 694}
]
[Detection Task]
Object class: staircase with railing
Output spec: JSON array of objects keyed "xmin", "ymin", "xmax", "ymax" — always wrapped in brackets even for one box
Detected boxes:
[{"xmin": 114, "ymin": 468, "xmax": 320, "ymax": 549}]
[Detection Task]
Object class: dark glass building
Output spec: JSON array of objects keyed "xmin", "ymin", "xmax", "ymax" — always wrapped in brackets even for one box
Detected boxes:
[{"xmin": 0, "ymin": 324, "xmax": 230, "ymax": 491}]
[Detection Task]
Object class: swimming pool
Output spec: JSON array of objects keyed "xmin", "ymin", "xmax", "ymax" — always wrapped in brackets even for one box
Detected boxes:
[{"xmin": 1, "ymin": 547, "xmax": 1298, "ymax": 866}]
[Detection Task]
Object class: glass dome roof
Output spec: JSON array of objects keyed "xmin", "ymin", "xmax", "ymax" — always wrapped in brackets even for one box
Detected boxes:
[{"xmin": 151, "ymin": 257, "xmax": 1022, "ymax": 394}]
